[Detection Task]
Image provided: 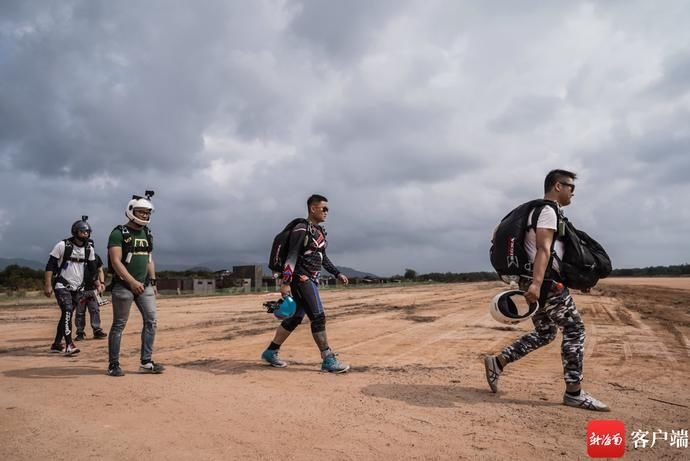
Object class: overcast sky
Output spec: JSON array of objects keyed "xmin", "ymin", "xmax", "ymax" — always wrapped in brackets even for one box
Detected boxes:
[{"xmin": 1, "ymin": 0, "xmax": 689, "ymax": 276}]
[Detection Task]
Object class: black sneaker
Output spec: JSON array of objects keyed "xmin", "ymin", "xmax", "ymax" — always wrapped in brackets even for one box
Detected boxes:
[
  {"xmin": 75, "ymin": 332, "xmax": 85, "ymax": 341},
  {"xmin": 139, "ymin": 361, "xmax": 165, "ymax": 374},
  {"xmin": 93, "ymin": 330, "xmax": 108, "ymax": 339},
  {"xmin": 50, "ymin": 343, "xmax": 64, "ymax": 353},
  {"xmin": 107, "ymin": 362, "xmax": 124, "ymax": 377}
]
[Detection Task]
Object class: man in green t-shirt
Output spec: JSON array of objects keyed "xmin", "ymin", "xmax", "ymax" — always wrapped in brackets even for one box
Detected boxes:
[{"xmin": 106, "ymin": 192, "xmax": 164, "ymax": 377}]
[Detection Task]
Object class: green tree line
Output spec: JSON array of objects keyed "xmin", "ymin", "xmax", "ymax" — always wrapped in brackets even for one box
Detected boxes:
[
  {"xmin": 0, "ymin": 265, "xmax": 44, "ymax": 290},
  {"xmin": 610, "ymin": 264, "xmax": 690, "ymax": 277},
  {"xmin": 416, "ymin": 271, "xmax": 499, "ymax": 283},
  {"xmin": 406, "ymin": 264, "xmax": 690, "ymax": 283},
  {"xmin": 0, "ymin": 265, "xmax": 218, "ymax": 291},
  {"xmin": 156, "ymin": 269, "xmax": 216, "ymax": 279}
]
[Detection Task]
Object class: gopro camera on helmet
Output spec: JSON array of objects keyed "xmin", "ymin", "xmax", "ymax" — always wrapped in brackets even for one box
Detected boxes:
[{"xmin": 71, "ymin": 216, "xmax": 92, "ymax": 238}]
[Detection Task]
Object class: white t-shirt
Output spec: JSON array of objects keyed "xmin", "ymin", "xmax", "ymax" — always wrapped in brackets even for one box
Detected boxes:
[
  {"xmin": 49, "ymin": 240, "xmax": 95, "ymax": 290},
  {"xmin": 524, "ymin": 204, "xmax": 564, "ymax": 273}
]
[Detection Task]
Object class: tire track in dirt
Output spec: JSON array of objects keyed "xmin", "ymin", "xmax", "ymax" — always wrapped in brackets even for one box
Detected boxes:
[
  {"xmin": 335, "ymin": 289, "xmax": 497, "ymax": 359},
  {"xmin": 3, "ymin": 281, "xmax": 690, "ymax": 461}
]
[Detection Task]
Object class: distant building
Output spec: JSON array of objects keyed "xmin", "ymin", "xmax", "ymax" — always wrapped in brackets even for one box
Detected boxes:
[
  {"xmin": 158, "ymin": 278, "xmax": 216, "ymax": 295},
  {"xmin": 319, "ymin": 275, "xmax": 338, "ymax": 287},
  {"xmin": 214, "ymin": 269, "xmax": 235, "ymax": 289},
  {"xmin": 192, "ymin": 278, "xmax": 216, "ymax": 295},
  {"xmin": 214, "ymin": 269, "xmax": 232, "ymax": 279},
  {"xmin": 157, "ymin": 278, "xmax": 189, "ymax": 292},
  {"xmin": 358, "ymin": 276, "xmax": 381, "ymax": 284},
  {"xmin": 263, "ymin": 276, "xmax": 280, "ymax": 291},
  {"xmin": 232, "ymin": 265, "xmax": 264, "ymax": 289}
]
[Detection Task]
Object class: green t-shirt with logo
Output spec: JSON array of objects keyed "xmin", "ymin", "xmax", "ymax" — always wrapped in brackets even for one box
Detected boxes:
[{"xmin": 108, "ymin": 226, "xmax": 151, "ymax": 284}]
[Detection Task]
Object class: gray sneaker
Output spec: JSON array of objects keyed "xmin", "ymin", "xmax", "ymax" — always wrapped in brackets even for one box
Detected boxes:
[
  {"xmin": 484, "ymin": 356, "xmax": 502, "ymax": 393},
  {"xmin": 563, "ymin": 391, "xmax": 610, "ymax": 412}
]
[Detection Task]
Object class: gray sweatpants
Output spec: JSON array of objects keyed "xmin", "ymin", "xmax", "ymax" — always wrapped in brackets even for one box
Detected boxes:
[
  {"xmin": 75, "ymin": 290, "xmax": 103, "ymax": 334},
  {"xmin": 108, "ymin": 284, "xmax": 157, "ymax": 365}
]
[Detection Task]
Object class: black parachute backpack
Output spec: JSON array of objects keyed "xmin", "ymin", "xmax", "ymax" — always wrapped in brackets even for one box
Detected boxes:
[
  {"xmin": 490, "ymin": 199, "xmax": 560, "ymax": 282},
  {"xmin": 53, "ymin": 238, "xmax": 95, "ymax": 289},
  {"xmin": 555, "ymin": 219, "xmax": 612, "ymax": 290},
  {"xmin": 268, "ymin": 218, "xmax": 309, "ymax": 273}
]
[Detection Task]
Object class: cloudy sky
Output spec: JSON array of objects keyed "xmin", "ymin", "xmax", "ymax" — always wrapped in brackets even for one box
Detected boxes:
[{"xmin": 1, "ymin": 0, "xmax": 689, "ymax": 276}]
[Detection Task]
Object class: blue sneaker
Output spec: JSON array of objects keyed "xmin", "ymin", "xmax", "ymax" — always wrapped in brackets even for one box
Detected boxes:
[
  {"xmin": 261, "ymin": 349, "xmax": 287, "ymax": 368},
  {"xmin": 321, "ymin": 353, "xmax": 350, "ymax": 373}
]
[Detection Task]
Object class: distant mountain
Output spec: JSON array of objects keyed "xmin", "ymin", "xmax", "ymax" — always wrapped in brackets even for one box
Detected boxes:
[
  {"xmin": 0, "ymin": 258, "xmax": 45, "ymax": 271},
  {"xmin": 336, "ymin": 266, "xmax": 380, "ymax": 279}
]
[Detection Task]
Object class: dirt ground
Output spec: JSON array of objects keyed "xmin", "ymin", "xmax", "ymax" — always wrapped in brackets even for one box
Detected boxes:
[{"xmin": 1, "ymin": 278, "xmax": 689, "ymax": 460}]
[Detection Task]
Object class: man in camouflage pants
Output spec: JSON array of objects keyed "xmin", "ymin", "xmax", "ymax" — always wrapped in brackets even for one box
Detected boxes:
[
  {"xmin": 484, "ymin": 169, "xmax": 609, "ymax": 412},
  {"xmin": 502, "ymin": 280, "xmax": 585, "ymax": 385}
]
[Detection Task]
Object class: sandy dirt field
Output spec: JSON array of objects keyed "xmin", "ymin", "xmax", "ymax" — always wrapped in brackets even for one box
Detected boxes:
[{"xmin": 1, "ymin": 279, "xmax": 689, "ymax": 460}]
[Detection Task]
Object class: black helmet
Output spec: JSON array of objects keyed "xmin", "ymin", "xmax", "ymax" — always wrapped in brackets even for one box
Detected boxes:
[{"xmin": 71, "ymin": 215, "xmax": 92, "ymax": 238}]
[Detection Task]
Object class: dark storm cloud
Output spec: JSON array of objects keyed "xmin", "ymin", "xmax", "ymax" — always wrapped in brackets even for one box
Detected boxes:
[
  {"xmin": 1, "ymin": 2, "xmax": 214, "ymax": 177},
  {"xmin": 1, "ymin": 1, "xmax": 690, "ymax": 275},
  {"xmin": 0, "ymin": 0, "xmax": 300, "ymax": 179}
]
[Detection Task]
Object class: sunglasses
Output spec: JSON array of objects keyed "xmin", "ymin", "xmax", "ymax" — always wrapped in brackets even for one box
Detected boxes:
[
  {"xmin": 320, "ymin": 207, "xmax": 329, "ymax": 213},
  {"xmin": 559, "ymin": 182, "xmax": 575, "ymax": 192}
]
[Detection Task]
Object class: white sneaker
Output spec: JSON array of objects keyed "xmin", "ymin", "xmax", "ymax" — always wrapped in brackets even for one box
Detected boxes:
[
  {"xmin": 139, "ymin": 361, "xmax": 165, "ymax": 374},
  {"xmin": 563, "ymin": 391, "xmax": 610, "ymax": 412}
]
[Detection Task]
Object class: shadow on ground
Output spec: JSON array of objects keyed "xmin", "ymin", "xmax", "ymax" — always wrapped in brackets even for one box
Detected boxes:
[
  {"xmin": 176, "ymin": 358, "xmax": 326, "ymax": 375},
  {"xmin": 361, "ymin": 383, "xmax": 562, "ymax": 409},
  {"xmin": 3, "ymin": 366, "xmax": 105, "ymax": 379}
]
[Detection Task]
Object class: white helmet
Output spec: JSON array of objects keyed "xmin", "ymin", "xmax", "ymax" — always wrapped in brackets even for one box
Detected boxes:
[
  {"xmin": 490, "ymin": 290, "xmax": 539, "ymax": 325},
  {"xmin": 126, "ymin": 191, "xmax": 155, "ymax": 226}
]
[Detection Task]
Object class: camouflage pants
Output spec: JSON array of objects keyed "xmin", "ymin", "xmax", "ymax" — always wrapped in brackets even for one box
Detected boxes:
[{"xmin": 499, "ymin": 284, "xmax": 586, "ymax": 385}]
